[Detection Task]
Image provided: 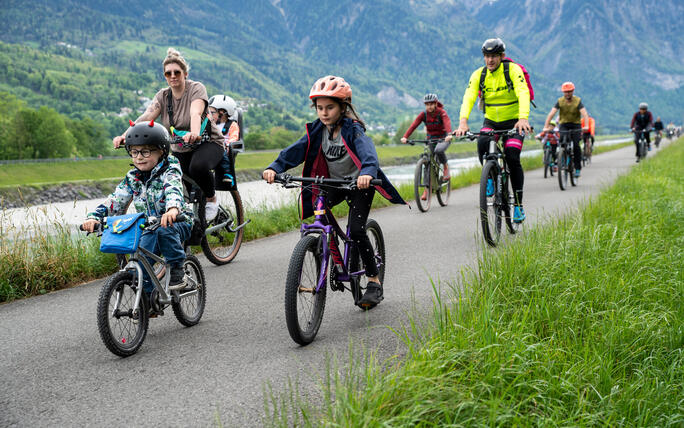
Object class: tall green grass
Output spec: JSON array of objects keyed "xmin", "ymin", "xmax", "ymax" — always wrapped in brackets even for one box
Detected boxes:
[{"xmin": 266, "ymin": 141, "xmax": 684, "ymax": 426}]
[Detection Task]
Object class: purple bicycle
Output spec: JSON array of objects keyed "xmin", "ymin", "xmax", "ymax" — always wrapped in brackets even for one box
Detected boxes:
[{"xmin": 274, "ymin": 173, "xmax": 386, "ymax": 345}]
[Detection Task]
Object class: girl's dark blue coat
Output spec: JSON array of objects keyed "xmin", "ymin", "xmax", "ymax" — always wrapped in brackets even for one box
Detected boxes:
[{"xmin": 268, "ymin": 118, "xmax": 406, "ymax": 218}]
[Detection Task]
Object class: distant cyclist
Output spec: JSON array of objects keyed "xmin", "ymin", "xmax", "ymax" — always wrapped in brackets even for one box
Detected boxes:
[
  {"xmin": 453, "ymin": 37, "xmax": 532, "ymax": 223},
  {"xmin": 543, "ymin": 81, "xmax": 590, "ymax": 178},
  {"xmin": 630, "ymin": 102, "xmax": 654, "ymax": 161},
  {"xmin": 654, "ymin": 116, "xmax": 664, "ymax": 141},
  {"xmin": 536, "ymin": 121, "xmax": 559, "ymax": 171},
  {"xmin": 401, "ymin": 93, "xmax": 453, "ymax": 200},
  {"xmin": 581, "ymin": 115, "xmax": 596, "ymax": 155}
]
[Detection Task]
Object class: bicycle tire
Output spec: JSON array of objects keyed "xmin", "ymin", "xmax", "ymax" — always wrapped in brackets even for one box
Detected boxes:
[
  {"xmin": 96, "ymin": 271, "xmax": 149, "ymax": 357},
  {"xmin": 569, "ymin": 147, "xmax": 577, "ymax": 187},
  {"xmin": 436, "ymin": 167, "xmax": 451, "ymax": 207},
  {"xmin": 284, "ymin": 235, "xmax": 327, "ymax": 345},
  {"xmin": 543, "ymin": 148, "xmax": 550, "ymax": 178},
  {"xmin": 558, "ymin": 148, "xmax": 569, "ymax": 191},
  {"xmin": 479, "ymin": 161, "xmax": 502, "ymax": 247},
  {"xmin": 349, "ymin": 219, "xmax": 386, "ymax": 310},
  {"xmin": 413, "ymin": 157, "xmax": 431, "ymax": 212},
  {"xmin": 200, "ymin": 190, "xmax": 245, "ymax": 265},
  {"xmin": 171, "ymin": 254, "xmax": 206, "ymax": 327},
  {"xmin": 502, "ymin": 173, "xmax": 518, "ymax": 235}
]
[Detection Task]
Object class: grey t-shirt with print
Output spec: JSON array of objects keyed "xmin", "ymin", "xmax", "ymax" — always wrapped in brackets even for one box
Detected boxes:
[
  {"xmin": 152, "ymin": 79, "xmax": 223, "ymax": 153},
  {"xmin": 322, "ymin": 127, "xmax": 358, "ymax": 180}
]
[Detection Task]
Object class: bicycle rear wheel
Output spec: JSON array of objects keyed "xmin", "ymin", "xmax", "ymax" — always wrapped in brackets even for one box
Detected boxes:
[
  {"xmin": 479, "ymin": 161, "xmax": 502, "ymax": 247},
  {"xmin": 96, "ymin": 271, "xmax": 149, "ymax": 357},
  {"xmin": 558, "ymin": 148, "xmax": 569, "ymax": 191},
  {"xmin": 413, "ymin": 158, "xmax": 431, "ymax": 212},
  {"xmin": 172, "ymin": 254, "xmax": 206, "ymax": 327},
  {"xmin": 284, "ymin": 235, "xmax": 327, "ymax": 345},
  {"xmin": 436, "ymin": 167, "xmax": 451, "ymax": 207},
  {"xmin": 200, "ymin": 190, "xmax": 245, "ymax": 265},
  {"xmin": 349, "ymin": 219, "xmax": 386, "ymax": 310}
]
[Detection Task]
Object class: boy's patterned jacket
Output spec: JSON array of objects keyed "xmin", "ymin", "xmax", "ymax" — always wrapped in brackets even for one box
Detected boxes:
[{"xmin": 87, "ymin": 155, "xmax": 193, "ymax": 226}]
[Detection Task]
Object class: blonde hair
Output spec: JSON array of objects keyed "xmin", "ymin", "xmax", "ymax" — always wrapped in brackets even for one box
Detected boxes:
[{"xmin": 162, "ymin": 48, "xmax": 189, "ymax": 74}]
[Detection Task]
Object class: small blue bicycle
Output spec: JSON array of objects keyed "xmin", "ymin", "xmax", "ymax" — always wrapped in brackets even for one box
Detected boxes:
[
  {"xmin": 82, "ymin": 214, "xmax": 206, "ymax": 357},
  {"xmin": 274, "ymin": 174, "xmax": 385, "ymax": 346}
]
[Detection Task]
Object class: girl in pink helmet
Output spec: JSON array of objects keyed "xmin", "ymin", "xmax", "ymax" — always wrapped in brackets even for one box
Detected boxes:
[{"xmin": 263, "ymin": 76, "xmax": 406, "ymax": 307}]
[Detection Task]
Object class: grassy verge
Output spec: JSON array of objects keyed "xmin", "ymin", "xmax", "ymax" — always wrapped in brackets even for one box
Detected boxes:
[
  {"xmin": 0, "ymin": 140, "xmax": 638, "ymax": 302},
  {"xmin": 266, "ymin": 141, "xmax": 683, "ymax": 426}
]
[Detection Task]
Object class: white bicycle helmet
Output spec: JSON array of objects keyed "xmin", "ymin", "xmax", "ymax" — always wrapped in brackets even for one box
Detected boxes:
[
  {"xmin": 638, "ymin": 102, "xmax": 648, "ymax": 110},
  {"xmin": 209, "ymin": 95, "xmax": 237, "ymax": 120}
]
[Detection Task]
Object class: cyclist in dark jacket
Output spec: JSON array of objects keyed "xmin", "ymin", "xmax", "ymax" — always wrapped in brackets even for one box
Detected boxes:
[
  {"xmin": 631, "ymin": 102, "xmax": 654, "ymax": 157},
  {"xmin": 263, "ymin": 76, "xmax": 406, "ymax": 308}
]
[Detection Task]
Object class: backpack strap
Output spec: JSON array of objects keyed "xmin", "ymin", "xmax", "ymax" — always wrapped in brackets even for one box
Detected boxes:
[
  {"xmin": 479, "ymin": 67, "xmax": 487, "ymax": 113},
  {"xmin": 503, "ymin": 60, "xmax": 514, "ymax": 93},
  {"xmin": 166, "ymin": 89, "xmax": 175, "ymax": 128}
]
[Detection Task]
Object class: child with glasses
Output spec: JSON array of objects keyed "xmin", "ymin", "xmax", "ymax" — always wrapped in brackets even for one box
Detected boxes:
[{"xmin": 83, "ymin": 122, "xmax": 193, "ymax": 308}]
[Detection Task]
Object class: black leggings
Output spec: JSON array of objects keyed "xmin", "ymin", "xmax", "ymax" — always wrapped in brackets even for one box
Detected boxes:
[
  {"xmin": 559, "ymin": 123, "xmax": 583, "ymax": 170},
  {"xmin": 173, "ymin": 143, "xmax": 224, "ymax": 198},
  {"xmin": 477, "ymin": 119, "xmax": 525, "ymax": 206},
  {"xmin": 327, "ymin": 187, "xmax": 378, "ymax": 278},
  {"xmin": 633, "ymin": 130, "xmax": 651, "ymax": 155}
]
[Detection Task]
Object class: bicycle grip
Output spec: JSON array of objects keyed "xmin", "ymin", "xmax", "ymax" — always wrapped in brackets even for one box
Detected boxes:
[{"xmin": 370, "ymin": 178, "xmax": 382, "ymax": 186}]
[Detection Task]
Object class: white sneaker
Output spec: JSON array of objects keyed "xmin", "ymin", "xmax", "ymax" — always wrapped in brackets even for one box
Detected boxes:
[{"xmin": 205, "ymin": 201, "xmax": 219, "ymax": 222}]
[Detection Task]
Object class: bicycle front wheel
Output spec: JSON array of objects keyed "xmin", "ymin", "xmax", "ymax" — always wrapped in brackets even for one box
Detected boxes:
[
  {"xmin": 284, "ymin": 235, "xmax": 327, "ymax": 346},
  {"xmin": 96, "ymin": 271, "xmax": 148, "ymax": 357},
  {"xmin": 558, "ymin": 148, "xmax": 569, "ymax": 191},
  {"xmin": 413, "ymin": 158, "xmax": 431, "ymax": 212},
  {"xmin": 480, "ymin": 161, "xmax": 502, "ymax": 247},
  {"xmin": 172, "ymin": 254, "xmax": 206, "ymax": 327},
  {"xmin": 543, "ymin": 148, "xmax": 550, "ymax": 178},
  {"xmin": 200, "ymin": 190, "xmax": 245, "ymax": 265},
  {"xmin": 436, "ymin": 166, "xmax": 451, "ymax": 207}
]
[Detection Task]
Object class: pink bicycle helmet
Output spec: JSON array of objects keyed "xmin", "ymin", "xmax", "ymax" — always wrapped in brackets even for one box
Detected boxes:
[{"xmin": 309, "ymin": 75, "xmax": 352, "ymax": 101}]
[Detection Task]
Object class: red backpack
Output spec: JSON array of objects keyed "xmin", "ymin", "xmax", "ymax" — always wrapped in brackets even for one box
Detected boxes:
[{"xmin": 479, "ymin": 57, "xmax": 536, "ymax": 110}]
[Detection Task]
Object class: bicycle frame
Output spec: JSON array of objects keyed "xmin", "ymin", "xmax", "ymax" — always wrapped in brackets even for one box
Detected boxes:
[{"xmin": 300, "ymin": 194, "xmax": 367, "ymax": 294}]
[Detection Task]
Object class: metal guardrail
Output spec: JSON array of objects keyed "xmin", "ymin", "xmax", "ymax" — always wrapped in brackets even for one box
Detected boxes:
[{"xmin": 0, "ymin": 156, "xmax": 129, "ymax": 165}]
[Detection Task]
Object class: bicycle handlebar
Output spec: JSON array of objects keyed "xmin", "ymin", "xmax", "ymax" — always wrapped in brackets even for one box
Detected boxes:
[
  {"xmin": 405, "ymin": 138, "xmax": 444, "ymax": 146},
  {"xmin": 274, "ymin": 173, "xmax": 382, "ymax": 188},
  {"xmin": 79, "ymin": 214, "xmax": 187, "ymax": 234}
]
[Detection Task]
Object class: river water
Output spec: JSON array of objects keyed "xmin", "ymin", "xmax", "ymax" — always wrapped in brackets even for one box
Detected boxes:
[{"xmin": 0, "ymin": 137, "xmax": 630, "ymax": 234}]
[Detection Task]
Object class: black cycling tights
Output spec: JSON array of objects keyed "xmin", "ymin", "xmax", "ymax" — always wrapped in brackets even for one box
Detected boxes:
[
  {"xmin": 327, "ymin": 187, "xmax": 379, "ymax": 278},
  {"xmin": 477, "ymin": 119, "xmax": 525, "ymax": 206},
  {"xmin": 173, "ymin": 143, "xmax": 224, "ymax": 199}
]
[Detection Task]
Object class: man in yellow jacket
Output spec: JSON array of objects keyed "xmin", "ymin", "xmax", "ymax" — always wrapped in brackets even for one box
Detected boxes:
[{"xmin": 453, "ymin": 38, "xmax": 532, "ymax": 222}]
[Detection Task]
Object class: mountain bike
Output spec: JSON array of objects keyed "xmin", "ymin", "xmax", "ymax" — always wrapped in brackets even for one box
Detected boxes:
[
  {"xmin": 632, "ymin": 129, "xmax": 648, "ymax": 162},
  {"xmin": 462, "ymin": 130, "xmax": 522, "ymax": 247},
  {"xmin": 582, "ymin": 132, "xmax": 593, "ymax": 166},
  {"xmin": 273, "ymin": 173, "xmax": 385, "ymax": 345},
  {"xmin": 406, "ymin": 139, "xmax": 451, "ymax": 212},
  {"xmin": 557, "ymin": 129, "xmax": 580, "ymax": 191},
  {"xmin": 182, "ymin": 175, "xmax": 248, "ymax": 265},
  {"xmin": 537, "ymin": 137, "xmax": 556, "ymax": 178},
  {"xmin": 82, "ymin": 215, "xmax": 206, "ymax": 357}
]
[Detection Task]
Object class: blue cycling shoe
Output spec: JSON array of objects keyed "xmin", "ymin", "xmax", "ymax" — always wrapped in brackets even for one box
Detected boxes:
[
  {"xmin": 486, "ymin": 178, "xmax": 494, "ymax": 196},
  {"xmin": 574, "ymin": 170, "xmax": 581, "ymax": 178},
  {"xmin": 513, "ymin": 206, "xmax": 526, "ymax": 223}
]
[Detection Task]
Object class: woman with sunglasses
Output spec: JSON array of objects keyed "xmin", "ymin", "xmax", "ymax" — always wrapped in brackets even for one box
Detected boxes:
[{"xmin": 113, "ymin": 48, "xmax": 225, "ymax": 221}]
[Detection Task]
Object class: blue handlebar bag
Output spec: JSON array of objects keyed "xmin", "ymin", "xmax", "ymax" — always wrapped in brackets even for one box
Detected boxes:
[{"xmin": 100, "ymin": 213, "xmax": 147, "ymax": 254}]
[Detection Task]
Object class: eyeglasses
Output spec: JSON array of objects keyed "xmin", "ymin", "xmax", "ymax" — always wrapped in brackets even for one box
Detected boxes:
[
  {"xmin": 164, "ymin": 70, "xmax": 182, "ymax": 77},
  {"xmin": 128, "ymin": 148, "xmax": 157, "ymax": 158}
]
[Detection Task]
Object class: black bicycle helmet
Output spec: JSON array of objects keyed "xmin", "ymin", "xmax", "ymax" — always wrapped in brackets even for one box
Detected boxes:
[
  {"xmin": 125, "ymin": 121, "xmax": 171, "ymax": 157},
  {"xmin": 423, "ymin": 93, "xmax": 439, "ymax": 103},
  {"xmin": 481, "ymin": 38, "xmax": 506, "ymax": 55}
]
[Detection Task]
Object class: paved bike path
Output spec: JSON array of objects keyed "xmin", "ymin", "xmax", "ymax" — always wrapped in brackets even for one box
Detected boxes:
[{"xmin": 0, "ymin": 144, "xmax": 654, "ymax": 427}]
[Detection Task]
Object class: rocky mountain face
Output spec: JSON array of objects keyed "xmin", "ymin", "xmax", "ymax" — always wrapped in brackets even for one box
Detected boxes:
[{"xmin": 1, "ymin": 0, "xmax": 681, "ymax": 130}]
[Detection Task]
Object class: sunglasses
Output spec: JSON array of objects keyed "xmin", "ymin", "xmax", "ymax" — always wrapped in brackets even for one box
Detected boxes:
[{"xmin": 164, "ymin": 70, "xmax": 182, "ymax": 77}]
